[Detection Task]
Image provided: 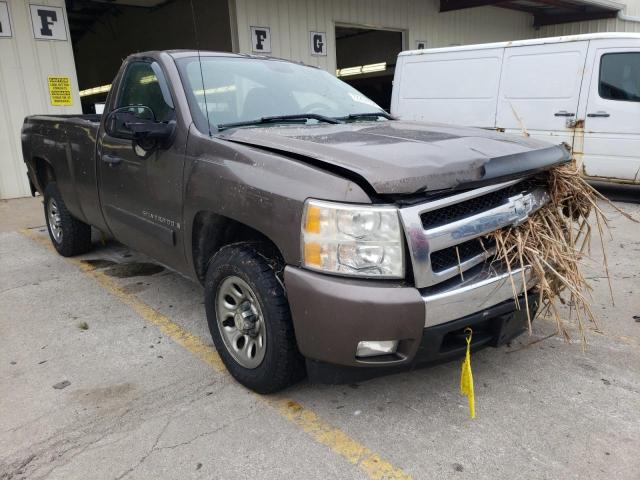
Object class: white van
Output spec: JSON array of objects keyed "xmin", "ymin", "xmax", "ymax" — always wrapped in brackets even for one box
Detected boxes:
[{"xmin": 391, "ymin": 33, "xmax": 640, "ymax": 185}]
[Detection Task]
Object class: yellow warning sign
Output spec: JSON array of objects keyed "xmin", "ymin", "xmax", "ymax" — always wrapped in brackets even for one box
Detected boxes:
[{"xmin": 47, "ymin": 76, "xmax": 73, "ymax": 106}]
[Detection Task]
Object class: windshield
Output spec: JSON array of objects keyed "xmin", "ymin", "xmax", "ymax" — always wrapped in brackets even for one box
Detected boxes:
[{"xmin": 176, "ymin": 56, "xmax": 386, "ymax": 133}]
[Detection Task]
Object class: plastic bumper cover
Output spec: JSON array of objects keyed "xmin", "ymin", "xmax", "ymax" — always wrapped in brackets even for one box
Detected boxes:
[{"xmin": 285, "ymin": 264, "xmax": 535, "ymax": 370}]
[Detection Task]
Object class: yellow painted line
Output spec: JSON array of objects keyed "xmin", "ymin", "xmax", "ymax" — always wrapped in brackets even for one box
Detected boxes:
[
  {"xmin": 275, "ymin": 398, "xmax": 411, "ymax": 480},
  {"xmin": 20, "ymin": 228, "xmax": 412, "ymax": 480},
  {"xmin": 20, "ymin": 228, "xmax": 226, "ymax": 372}
]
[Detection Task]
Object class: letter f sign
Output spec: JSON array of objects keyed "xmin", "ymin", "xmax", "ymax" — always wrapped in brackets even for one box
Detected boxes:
[
  {"xmin": 37, "ymin": 9, "xmax": 57, "ymax": 36},
  {"xmin": 251, "ymin": 26, "xmax": 271, "ymax": 53},
  {"xmin": 255, "ymin": 29, "xmax": 267, "ymax": 50}
]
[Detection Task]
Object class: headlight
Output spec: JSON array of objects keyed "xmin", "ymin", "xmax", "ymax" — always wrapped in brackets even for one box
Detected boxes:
[{"xmin": 301, "ymin": 199, "xmax": 404, "ymax": 278}]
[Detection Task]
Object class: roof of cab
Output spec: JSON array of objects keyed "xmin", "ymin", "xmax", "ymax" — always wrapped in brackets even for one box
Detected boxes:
[
  {"xmin": 165, "ymin": 50, "xmax": 310, "ymax": 65},
  {"xmin": 124, "ymin": 50, "xmax": 311, "ymax": 66},
  {"xmin": 166, "ymin": 50, "xmax": 245, "ymax": 59},
  {"xmin": 399, "ymin": 32, "xmax": 640, "ymax": 57}
]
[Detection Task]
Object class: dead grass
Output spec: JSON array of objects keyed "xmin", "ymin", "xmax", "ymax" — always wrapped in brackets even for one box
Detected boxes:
[{"xmin": 488, "ymin": 161, "xmax": 636, "ymax": 343}]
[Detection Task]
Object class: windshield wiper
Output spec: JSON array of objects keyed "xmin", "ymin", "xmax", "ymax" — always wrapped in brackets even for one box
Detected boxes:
[
  {"xmin": 339, "ymin": 112, "xmax": 394, "ymax": 121},
  {"xmin": 217, "ymin": 114, "xmax": 341, "ymax": 131}
]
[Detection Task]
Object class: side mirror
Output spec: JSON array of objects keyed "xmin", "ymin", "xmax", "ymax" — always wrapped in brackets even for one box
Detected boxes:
[{"xmin": 105, "ymin": 106, "xmax": 175, "ymax": 155}]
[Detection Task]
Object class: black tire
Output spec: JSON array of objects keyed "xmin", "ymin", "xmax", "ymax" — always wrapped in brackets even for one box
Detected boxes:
[
  {"xmin": 204, "ymin": 244, "xmax": 304, "ymax": 393},
  {"xmin": 43, "ymin": 182, "xmax": 92, "ymax": 257}
]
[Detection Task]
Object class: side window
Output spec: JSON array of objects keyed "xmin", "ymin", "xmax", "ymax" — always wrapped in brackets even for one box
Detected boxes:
[
  {"xmin": 117, "ymin": 62, "xmax": 175, "ymax": 122},
  {"xmin": 599, "ymin": 53, "xmax": 640, "ymax": 102}
]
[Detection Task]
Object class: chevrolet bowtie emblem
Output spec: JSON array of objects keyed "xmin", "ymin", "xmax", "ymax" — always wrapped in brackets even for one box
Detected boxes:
[{"xmin": 511, "ymin": 194, "xmax": 537, "ymax": 226}]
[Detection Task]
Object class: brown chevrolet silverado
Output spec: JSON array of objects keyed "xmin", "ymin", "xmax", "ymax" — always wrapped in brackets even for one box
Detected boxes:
[{"xmin": 22, "ymin": 51, "xmax": 569, "ymax": 393}]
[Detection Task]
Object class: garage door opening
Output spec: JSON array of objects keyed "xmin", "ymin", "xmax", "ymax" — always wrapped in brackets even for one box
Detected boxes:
[{"xmin": 335, "ymin": 26, "xmax": 404, "ymax": 111}]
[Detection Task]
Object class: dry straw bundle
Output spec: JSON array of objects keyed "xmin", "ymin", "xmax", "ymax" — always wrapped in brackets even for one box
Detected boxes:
[{"xmin": 487, "ymin": 160, "xmax": 635, "ymax": 344}]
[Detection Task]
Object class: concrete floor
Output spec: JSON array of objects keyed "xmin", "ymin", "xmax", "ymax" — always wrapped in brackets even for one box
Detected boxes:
[
  {"xmin": 0, "ymin": 194, "xmax": 638, "ymax": 480},
  {"xmin": 0, "ymin": 196, "xmax": 44, "ymax": 233}
]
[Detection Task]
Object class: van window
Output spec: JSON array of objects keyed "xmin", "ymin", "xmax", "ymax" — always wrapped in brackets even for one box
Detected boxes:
[{"xmin": 599, "ymin": 53, "xmax": 640, "ymax": 102}]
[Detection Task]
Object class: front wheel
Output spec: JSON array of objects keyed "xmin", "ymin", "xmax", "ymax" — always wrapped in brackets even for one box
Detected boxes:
[
  {"xmin": 43, "ymin": 182, "xmax": 92, "ymax": 257},
  {"xmin": 204, "ymin": 244, "xmax": 304, "ymax": 393}
]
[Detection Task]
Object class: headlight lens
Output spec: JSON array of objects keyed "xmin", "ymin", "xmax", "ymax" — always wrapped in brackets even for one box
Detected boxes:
[{"xmin": 301, "ymin": 199, "xmax": 404, "ymax": 278}]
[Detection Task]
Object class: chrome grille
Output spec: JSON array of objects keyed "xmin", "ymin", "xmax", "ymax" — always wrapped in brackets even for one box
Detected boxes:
[
  {"xmin": 420, "ymin": 178, "xmax": 540, "ymax": 230},
  {"xmin": 430, "ymin": 237, "xmax": 495, "ymax": 273},
  {"xmin": 399, "ymin": 178, "xmax": 549, "ymax": 288}
]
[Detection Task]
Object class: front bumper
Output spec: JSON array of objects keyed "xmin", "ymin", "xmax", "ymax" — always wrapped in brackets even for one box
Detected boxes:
[
  {"xmin": 422, "ymin": 263, "xmax": 533, "ymax": 327},
  {"xmin": 284, "ymin": 263, "xmax": 536, "ymax": 370},
  {"xmin": 305, "ymin": 293, "xmax": 537, "ymax": 384}
]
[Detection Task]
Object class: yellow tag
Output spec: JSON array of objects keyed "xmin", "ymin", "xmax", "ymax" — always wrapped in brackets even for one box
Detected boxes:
[
  {"xmin": 460, "ymin": 327, "xmax": 475, "ymax": 419},
  {"xmin": 47, "ymin": 76, "xmax": 73, "ymax": 106}
]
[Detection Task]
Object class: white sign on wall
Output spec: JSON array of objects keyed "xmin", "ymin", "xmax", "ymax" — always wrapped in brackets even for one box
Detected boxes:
[
  {"xmin": 0, "ymin": 1, "xmax": 12, "ymax": 38},
  {"xmin": 29, "ymin": 4, "xmax": 67, "ymax": 41},
  {"xmin": 310, "ymin": 31, "xmax": 327, "ymax": 56},
  {"xmin": 250, "ymin": 26, "xmax": 271, "ymax": 53}
]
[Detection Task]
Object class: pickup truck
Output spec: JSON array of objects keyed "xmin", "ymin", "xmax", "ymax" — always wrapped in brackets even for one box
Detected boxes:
[{"xmin": 22, "ymin": 51, "xmax": 569, "ymax": 393}]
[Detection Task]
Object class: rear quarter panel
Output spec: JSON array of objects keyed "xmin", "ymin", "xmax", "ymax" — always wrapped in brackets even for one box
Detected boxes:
[
  {"xmin": 22, "ymin": 116, "xmax": 103, "ymax": 227},
  {"xmin": 23, "ymin": 116, "xmax": 70, "ymax": 198},
  {"xmin": 64, "ymin": 117, "xmax": 105, "ymax": 228}
]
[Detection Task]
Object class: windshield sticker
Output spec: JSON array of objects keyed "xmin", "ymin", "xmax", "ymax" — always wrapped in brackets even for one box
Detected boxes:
[{"xmin": 348, "ymin": 92, "xmax": 377, "ymax": 107}]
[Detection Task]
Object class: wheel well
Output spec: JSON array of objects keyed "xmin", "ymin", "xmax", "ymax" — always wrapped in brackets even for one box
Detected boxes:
[
  {"xmin": 192, "ymin": 212, "xmax": 285, "ymax": 283},
  {"xmin": 33, "ymin": 157, "xmax": 55, "ymax": 193}
]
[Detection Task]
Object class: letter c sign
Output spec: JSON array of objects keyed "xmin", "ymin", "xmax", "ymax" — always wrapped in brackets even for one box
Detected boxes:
[
  {"xmin": 310, "ymin": 31, "xmax": 327, "ymax": 56},
  {"xmin": 29, "ymin": 4, "xmax": 67, "ymax": 40}
]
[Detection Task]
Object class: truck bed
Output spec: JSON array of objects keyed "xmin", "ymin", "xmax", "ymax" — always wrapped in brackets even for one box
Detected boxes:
[
  {"xmin": 22, "ymin": 114, "xmax": 102, "ymax": 229},
  {"xmin": 25, "ymin": 113, "xmax": 102, "ymax": 123}
]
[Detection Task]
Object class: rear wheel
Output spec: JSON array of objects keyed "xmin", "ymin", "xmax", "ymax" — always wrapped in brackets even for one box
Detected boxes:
[
  {"xmin": 204, "ymin": 244, "xmax": 304, "ymax": 393},
  {"xmin": 44, "ymin": 182, "xmax": 92, "ymax": 257}
]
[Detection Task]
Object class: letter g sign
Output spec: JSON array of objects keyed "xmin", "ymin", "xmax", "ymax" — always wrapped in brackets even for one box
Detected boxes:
[{"xmin": 310, "ymin": 31, "xmax": 327, "ymax": 56}]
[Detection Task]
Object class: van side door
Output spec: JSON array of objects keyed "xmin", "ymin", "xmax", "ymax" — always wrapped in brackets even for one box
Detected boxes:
[
  {"xmin": 496, "ymin": 40, "xmax": 589, "ymax": 147},
  {"xmin": 580, "ymin": 40, "xmax": 640, "ymax": 184}
]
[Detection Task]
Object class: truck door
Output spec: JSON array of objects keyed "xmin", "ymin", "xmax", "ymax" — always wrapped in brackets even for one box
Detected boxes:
[
  {"xmin": 496, "ymin": 40, "xmax": 588, "ymax": 147},
  {"xmin": 98, "ymin": 60, "xmax": 186, "ymax": 269},
  {"xmin": 580, "ymin": 42, "xmax": 640, "ymax": 184}
]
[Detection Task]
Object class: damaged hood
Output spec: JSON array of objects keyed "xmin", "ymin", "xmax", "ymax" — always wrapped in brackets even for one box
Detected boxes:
[{"xmin": 218, "ymin": 120, "xmax": 570, "ymax": 195}]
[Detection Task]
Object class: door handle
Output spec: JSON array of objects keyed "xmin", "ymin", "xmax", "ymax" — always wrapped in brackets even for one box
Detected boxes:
[
  {"xmin": 102, "ymin": 154, "xmax": 123, "ymax": 166},
  {"xmin": 587, "ymin": 111, "xmax": 610, "ymax": 118},
  {"xmin": 554, "ymin": 111, "xmax": 575, "ymax": 117}
]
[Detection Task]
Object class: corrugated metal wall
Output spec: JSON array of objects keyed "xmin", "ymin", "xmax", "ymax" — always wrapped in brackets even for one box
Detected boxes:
[
  {"xmin": 233, "ymin": 0, "xmax": 537, "ymax": 73},
  {"xmin": 0, "ymin": 0, "xmax": 81, "ymax": 199},
  {"xmin": 538, "ymin": 18, "xmax": 640, "ymax": 37},
  {"xmin": 537, "ymin": 0, "xmax": 640, "ymax": 37}
]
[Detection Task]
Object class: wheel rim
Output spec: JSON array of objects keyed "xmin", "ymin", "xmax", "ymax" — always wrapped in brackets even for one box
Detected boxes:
[
  {"xmin": 215, "ymin": 276, "xmax": 267, "ymax": 369},
  {"xmin": 47, "ymin": 198, "xmax": 63, "ymax": 243}
]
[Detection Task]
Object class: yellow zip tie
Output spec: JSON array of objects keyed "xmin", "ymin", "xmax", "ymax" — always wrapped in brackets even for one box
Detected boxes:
[{"xmin": 460, "ymin": 327, "xmax": 475, "ymax": 419}]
